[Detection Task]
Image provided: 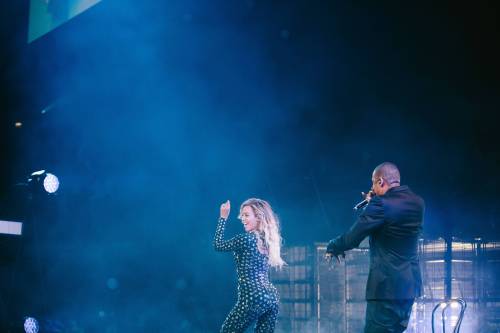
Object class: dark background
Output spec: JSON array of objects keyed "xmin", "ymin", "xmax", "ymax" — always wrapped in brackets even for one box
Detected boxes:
[{"xmin": 0, "ymin": 1, "xmax": 499, "ymax": 331}]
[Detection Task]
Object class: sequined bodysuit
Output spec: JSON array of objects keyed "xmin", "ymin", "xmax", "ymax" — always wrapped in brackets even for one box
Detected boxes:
[{"xmin": 214, "ymin": 217, "xmax": 279, "ymax": 333}]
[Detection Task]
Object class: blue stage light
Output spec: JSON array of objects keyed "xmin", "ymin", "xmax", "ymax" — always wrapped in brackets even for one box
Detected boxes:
[
  {"xmin": 24, "ymin": 317, "xmax": 39, "ymax": 333},
  {"xmin": 43, "ymin": 173, "xmax": 60, "ymax": 193},
  {"xmin": 28, "ymin": 170, "xmax": 60, "ymax": 194}
]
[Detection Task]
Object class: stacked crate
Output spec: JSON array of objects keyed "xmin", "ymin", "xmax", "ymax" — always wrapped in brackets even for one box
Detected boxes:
[
  {"xmin": 270, "ymin": 246, "xmax": 315, "ymax": 333},
  {"xmin": 480, "ymin": 241, "xmax": 500, "ymax": 332},
  {"xmin": 314, "ymin": 240, "xmax": 369, "ymax": 333},
  {"xmin": 408, "ymin": 238, "xmax": 480, "ymax": 332}
]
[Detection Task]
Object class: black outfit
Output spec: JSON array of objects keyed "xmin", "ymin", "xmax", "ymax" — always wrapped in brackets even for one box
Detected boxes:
[
  {"xmin": 214, "ymin": 217, "xmax": 279, "ymax": 333},
  {"xmin": 326, "ymin": 185, "xmax": 424, "ymax": 333}
]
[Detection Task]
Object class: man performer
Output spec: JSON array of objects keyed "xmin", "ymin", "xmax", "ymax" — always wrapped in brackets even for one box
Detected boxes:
[{"xmin": 326, "ymin": 162, "xmax": 424, "ymax": 333}]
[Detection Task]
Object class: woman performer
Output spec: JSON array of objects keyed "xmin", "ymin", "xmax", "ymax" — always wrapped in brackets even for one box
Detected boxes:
[{"xmin": 214, "ymin": 198, "xmax": 285, "ymax": 333}]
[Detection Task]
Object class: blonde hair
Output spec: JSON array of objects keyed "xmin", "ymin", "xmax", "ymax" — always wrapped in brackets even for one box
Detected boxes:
[{"xmin": 239, "ymin": 198, "xmax": 286, "ymax": 269}]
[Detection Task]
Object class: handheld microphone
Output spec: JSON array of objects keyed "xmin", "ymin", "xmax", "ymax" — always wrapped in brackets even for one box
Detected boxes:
[{"xmin": 353, "ymin": 191, "xmax": 374, "ymax": 211}]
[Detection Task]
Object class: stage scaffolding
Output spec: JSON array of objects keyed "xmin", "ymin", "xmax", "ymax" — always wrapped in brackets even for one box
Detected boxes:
[{"xmin": 270, "ymin": 238, "xmax": 500, "ymax": 333}]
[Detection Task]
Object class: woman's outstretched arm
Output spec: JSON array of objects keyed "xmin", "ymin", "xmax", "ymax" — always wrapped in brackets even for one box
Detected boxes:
[{"xmin": 213, "ymin": 200, "xmax": 252, "ymax": 252}]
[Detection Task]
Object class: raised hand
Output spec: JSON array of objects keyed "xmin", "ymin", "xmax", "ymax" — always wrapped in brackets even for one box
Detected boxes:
[{"xmin": 220, "ymin": 200, "xmax": 231, "ymax": 220}]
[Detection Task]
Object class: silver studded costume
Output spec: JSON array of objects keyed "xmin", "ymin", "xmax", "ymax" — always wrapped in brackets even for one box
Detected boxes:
[{"xmin": 214, "ymin": 217, "xmax": 279, "ymax": 333}]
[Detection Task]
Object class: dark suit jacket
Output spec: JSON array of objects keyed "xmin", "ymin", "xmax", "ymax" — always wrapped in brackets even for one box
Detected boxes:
[{"xmin": 327, "ymin": 185, "xmax": 424, "ymax": 300}]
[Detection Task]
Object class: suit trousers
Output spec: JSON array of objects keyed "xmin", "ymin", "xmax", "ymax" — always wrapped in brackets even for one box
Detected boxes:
[{"xmin": 364, "ymin": 299, "xmax": 414, "ymax": 333}]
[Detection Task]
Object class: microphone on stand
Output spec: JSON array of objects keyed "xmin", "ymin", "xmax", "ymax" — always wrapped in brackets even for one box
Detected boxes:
[{"xmin": 353, "ymin": 191, "xmax": 374, "ymax": 211}]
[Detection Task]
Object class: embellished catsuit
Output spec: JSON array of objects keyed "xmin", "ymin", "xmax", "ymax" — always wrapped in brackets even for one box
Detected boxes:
[{"xmin": 214, "ymin": 217, "xmax": 279, "ymax": 333}]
